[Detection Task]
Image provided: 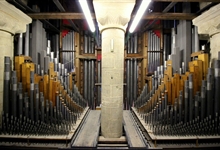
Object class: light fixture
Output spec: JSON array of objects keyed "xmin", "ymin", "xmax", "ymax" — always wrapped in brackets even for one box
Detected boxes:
[
  {"xmin": 79, "ymin": 0, "xmax": 95, "ymax": 32},
  {"xmin": 129, "ymin": 0, "xmax": 151, "ymax": 33}
]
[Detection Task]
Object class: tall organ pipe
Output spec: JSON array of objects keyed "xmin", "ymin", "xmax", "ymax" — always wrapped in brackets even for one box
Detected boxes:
[
  {"xmin": 133, "ymin": 34, "xmax": 138, "ymax": 103},
  {"xmin": 3, "ymin": 57, "xmax": 10, "ymax": 116},
  {"xmin": 83, "ymin": 34, "xmax": 88, "ymax": 104},
  {"xmin": 18, "ymin": 33, "xmax": 23, "ymax": 55},
  {"xmin": 25, "ymin": 25, "xmax": 30, "ymax": 56}
]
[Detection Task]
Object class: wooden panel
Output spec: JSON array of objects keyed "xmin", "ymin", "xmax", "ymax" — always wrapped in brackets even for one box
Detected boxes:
[
  {"xmin": 49, "ymin": 79, "xmax": 53, "ymax": 103},
  {"xmin": 52, "ymin": 80, "xmax": 58, "ymax": 106},
  {"xmin": 171, "ymin": 77, "xmax": 176, "ymax": 105},
  {"xmin": 15, "ymin": 56, "xmax": 24, "ymax": 82},
  {"xmin": 21, "ymin": 63, "xmax": 35, "ymax": 94},
  {"xmin": 142, "ymin": 32, "xmax": 148, "ymax": 90},
  {"xmin": 193, "ymin": 60, "xmax": 203, "ymax": 89},
  {"xmin": 174, "ymin": 73, "xmax": 180, "ymax": 99},
  {"xmin": 198, "ymin": 53, "xmax": 209, "ymax": 80}
]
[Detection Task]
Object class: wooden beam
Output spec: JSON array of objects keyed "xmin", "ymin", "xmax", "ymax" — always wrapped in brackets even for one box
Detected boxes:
[
  {"xmin": 28, "ymin": 13, "xmax": 92, "ymax": 20},
  {"xmin": 142, "ymin": 13, "xmax": 197, "ymax": 20},
  {"xmin": 28, "ymin": 12, "xmax": 197, "ymax": 20}
]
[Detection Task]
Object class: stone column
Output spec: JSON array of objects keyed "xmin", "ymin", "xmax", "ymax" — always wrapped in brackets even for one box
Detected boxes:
[
  {"xmin": 193, "ymin": 4, "xmax": 220, "ymax": 62},
  {"xmin": 0, "ymin": 1, "xmax": 32, "ymax": 125},
  {"xmin": 93, "ymin": 0, "xmax": 135, "ymax": 138}
]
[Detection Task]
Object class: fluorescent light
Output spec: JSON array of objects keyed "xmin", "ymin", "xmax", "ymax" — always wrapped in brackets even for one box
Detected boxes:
[
  {"xmin": 129, "ymin": 0, "xmax": 151, "ymax": 33},
  {"xmin": 79, "ymin": 0, "xmax": 95, "ymax": 32}
]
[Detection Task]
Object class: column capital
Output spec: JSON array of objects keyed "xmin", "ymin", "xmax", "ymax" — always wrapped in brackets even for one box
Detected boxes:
[
  {"xmin": 193, "ymin": 4, "xmax": 220, "ymax": 36},
  {"xmin": 93, "ymin": 0, "xmax": 135, "ymax": 33},
  {"xmin": 0, "ymin": 0, "xmax": 32, "ymax": 34}
]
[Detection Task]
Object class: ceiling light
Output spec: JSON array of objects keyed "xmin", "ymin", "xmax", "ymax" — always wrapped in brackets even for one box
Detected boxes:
[
  {"xmin": 129, "ymin": 0, "xmax": 151, "ymax": 33},
  {"xmin": 79, "ymin": 0, "xmax": 95, "ymax": 32}
]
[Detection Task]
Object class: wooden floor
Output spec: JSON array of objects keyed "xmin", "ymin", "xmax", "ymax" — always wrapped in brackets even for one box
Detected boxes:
[
  {"xmin": 72, "ymin": 110, "xmax": 101, "ymax": 148},
  {"xmin": 71, "ymin": 110, "xmax": 147, "ymax": 149},
  {"xmin": 123, "ymin": 111, "xmax": 147, "ymax": 148}
]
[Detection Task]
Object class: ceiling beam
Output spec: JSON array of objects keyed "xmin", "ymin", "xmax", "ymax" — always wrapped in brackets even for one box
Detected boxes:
[
  {"xmin": 28, "ymin": 13, "xmax": 90, "ymax": 19},
  {"xmin": 28, "ymin": 12, "xmax": 196, "ymax": 20},
  {"xmin": 145, "ymin": 2, "xmax": 177, "ymax": 30},
  {"xmin": 143, "ymin": 13, "xmax": 196, "ymax": 20},
  {"xmin": 152, "ymin": 0, "xmax": 220, "ymax": 2}
]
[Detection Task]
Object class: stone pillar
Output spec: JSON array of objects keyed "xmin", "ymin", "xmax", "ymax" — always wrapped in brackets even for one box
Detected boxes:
[
  {"xmin": 193, "ymin": 4, "xmax": 220, "ymax": 62},
  {"xmin": 93, "ymin": 0, "xmax": 135, "ymax": 138},
  {"xmin": 0, "ymin": 1, "xmax": 32, "ymax": 125}
]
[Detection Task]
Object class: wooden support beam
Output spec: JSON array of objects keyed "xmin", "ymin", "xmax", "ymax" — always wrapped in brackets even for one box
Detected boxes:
[
  {"xmin": 74, "ymin": 32, "xmax": 81, "ymax": 91},
  {"xmin": 142, "ymin": 32, "xmax": 148, "ymax": 90},
  {"xmin": 76, "ymin": 54, "xmax": 96, "ymax": 60},
  {"xmin": 28, "ymin": 12, "xmax": 197, "ymax": 20},
  {"xmin": 142, "ymin": 13, "xmax": 196, "ymax": 20}
]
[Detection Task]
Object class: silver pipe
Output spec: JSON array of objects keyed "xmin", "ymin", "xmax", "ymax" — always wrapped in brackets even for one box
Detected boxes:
[
  {"xmin": 194, "ymin": 26, "xmax": 199, "ymax": 52},
  {"xmin": 25, "ymin": 25, "xmax": 30, "ymax": 56},
  {"xmin": 66, "ymin": 33, "xmax": 69, "ymax": 72},
  {"xmin": 18, "ymin": 83, "xmax": 23, "ymax": 120},
  {"xmin": 189, "ymin": 74, "xmax": 193, "ymax": 122},
  {"xmin": 3, "ymin": 57, "xmax": 10, "ymax": 115},
  {"xmin": 153, "ymin": 33, "xmax": 156, "ymax": 72},
  {"xmin": 35, "ymin": 84, "xmax": 39, "ymax": 122},
  {"xmin": 30, "ymin": 71, "xmax": 34, "ymax": 121},
  {"xmin": 171, "ymin": 28, "xmax": 176, "ymax": 54},
  {"xmin": 18, "ymin": 33, "xmax": 23, "ymax": 55},
  {"xmin": 44, "ymin": 56, "xmax": 49, "ymax": 74},
  {"xmin": 11, "ymin": 71, "xmax": 17, "ymax": 118},
  {"xmin": 40, "ymin": 50, "xmax": 46, "ymax": 76},
  {"xmin": 54, "ymin": 58, "xmax": 58, "ymax": 72},
  {"xmin": 148, "ymin": 31, "xmax": 151, "ymax": 72},
  {"xmin": 130, "ymin": 58, "xmax": 133, "ymax": 108},
  {"xmin": 51, "ymin": 52, "xmax": 54, "ymax": 62},
  {"xmin": 157, "ymin": 35, "xmax": 159, "ymax": 67},
  {"xmin": 98, "ymin": 61, "xmax": 101, "ymax": 106},
  {"xmin": 70, "ymin": 32, "xmax": 73, "ymax": 71},
  {"xmin": 84, "ymin": 34, "xmax": 88, "ymax": 101},
  {"xmin": 88, "ymin": 60, "xmax": 91, "ymax": 108},
  {"xmin": 150, "ymin": 31, "xmax": 153, "ymax": 72},
  {"xmin": 72, "ymin": 31, "xmax": 75, "ymax": 71},
  {"xmin": 55, "ymin": 34, "xmax": 59, "ymax": 59},
  {"xmin": 47, "ymin": 40, "xmax": 51, "ymax": 56},
  {"xmin": 91, "ymin": 60, "xmax": 95, "ymax": 109},
  {"xmin": 133, "ymin": 34, "xmax": 138, "ymax": 103},
  {"xmin": 214, "ymin": 60, "xmax": 220, "ymax": 116},
  {"xmin": 163, "ymin": 34, "xmax": 167, "ymax": 63},
  {"xmin": 184, "ymin": 80, "xmax": 189, "ymax": 124}
]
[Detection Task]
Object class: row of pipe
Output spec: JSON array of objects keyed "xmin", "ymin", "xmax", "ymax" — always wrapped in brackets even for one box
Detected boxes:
[
  {"xmin": 148, "ymin": 31, "xmax": 161, "ymax": 73},
  {"xmin": 1, "ymin": 53, "xmax": 86, "ymax": 135},
  {"xmin": 1, "ymin": 28, "xmax": 86, "ymax": 135},
  {"xmin": 126, "ymin": 34, "xmax": 138, "ymax": 109},
  {"xmin": 62, "ymin": 31, "xmax": 75, "ymax": 72},
  {"xmin": 83, "ymin": 34, "xmax": 95, "ymax": 109},
  {"xmin": 134, "ymin": 52, "xmax": 220, "ymax": 136}
]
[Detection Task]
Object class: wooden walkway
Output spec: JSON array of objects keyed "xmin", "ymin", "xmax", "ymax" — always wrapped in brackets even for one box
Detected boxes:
[
  {"xmin": 72, "ymin": 110, "xmax": 101, "ymax": 148},
  {"xmin": 123, "ymin": 110, "xmax": 147, "ymax": 148}
]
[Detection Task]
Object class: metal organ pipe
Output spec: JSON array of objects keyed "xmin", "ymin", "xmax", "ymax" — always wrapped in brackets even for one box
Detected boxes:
[{"xmin": 25, "ymin": 25, "xmax": 30, "ymax": 56}]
